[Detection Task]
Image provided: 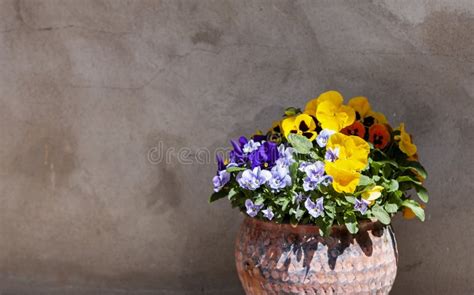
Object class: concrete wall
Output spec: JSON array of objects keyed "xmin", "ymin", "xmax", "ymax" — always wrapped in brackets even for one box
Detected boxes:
[{"xmin": 0, "ymin": 0, "xmax": 472, "ymax": 294}]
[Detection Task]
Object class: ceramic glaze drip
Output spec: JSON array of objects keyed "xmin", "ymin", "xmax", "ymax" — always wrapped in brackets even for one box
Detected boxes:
[{"xmin": 235, "ymin": 217, "xmax": 398, "ymax": 295}]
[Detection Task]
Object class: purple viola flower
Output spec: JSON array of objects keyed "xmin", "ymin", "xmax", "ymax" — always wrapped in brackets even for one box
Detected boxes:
[
  {"xmin": 212, "ymin": 170, "xmax": 230, "ymax": 192},
  {"xmin": 237, "ymin": 167, "xmax": 272, "ymax": 190},
  {"xmin": 316, "ymin": 129, "xmax": 336, "ymax": 148},
  {"xmin": 267, "ymin": 164, "xmax": 292, "ymax": 192},
  {"xmin": 216, "ymin": 154, "xmax": 226, "ymax": 172},
  {"xmin": 305, "ymin": 197, "xmax": 324, "ymax": 218},
  {"xmin": 248, "ymin": 141, "xmax": 278, "ymax": 169},
  {"xmin": 262, "ymin": 208, "xmax": 274, "ymax": 220},
  {"xmin": 325, "ymin": 146, "xmax": 340, "ymax": 162},
  {"xmin": 229, "ymin": 136, "xmax": 248, "ymax": 165},
  {"xmin": 354, "ymin": 198, "xmax": 369, "ymax": 215},
  {"xmin": 245, "ymin": 199, "xmax": 264, "ymax": 217},
  {"xmin": 275, "ymin": 144, "xmax": 295, "ymax": 167},
  {"xmin": 295, "ymin": 193, "xmax": 307, "ymax": 203},
  {"xmin": 253, "ymin": 134, "xmax": 267, "ymax": 142}
]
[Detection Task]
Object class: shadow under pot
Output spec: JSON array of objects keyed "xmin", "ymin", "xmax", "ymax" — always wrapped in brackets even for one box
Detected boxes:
[{"xmin": 235, "ymin": 217, "xmax": 398, "ymax": 295}]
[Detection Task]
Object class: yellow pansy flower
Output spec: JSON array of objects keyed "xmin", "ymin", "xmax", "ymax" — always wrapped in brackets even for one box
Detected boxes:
[
  {"xmin": 325, "ymin": 161, "xmax": 361, "ymax": 193},
  {"xmin": 316, "ymin": 93, "xmax": 355, "ymax": 132},
  {"xmin": 348, "ymin": 96, "xmax": 371, "ymax": 118},
  {"xmin": 281, "ymin": 114, "xmax": 318, "ymax": 141},
  {"xmin": 361, "ymin": 185, "xmax": 384, "ymax": 206},
  {"xmin": 369, "ymin": 111, "xmax": 388, "ymax": 124},
  {"xmin": 324, "ymin": 133, "xmax": 370, "ymax": 193},
  {"xmin": 304, "ymin": 90, "xmax": 344, "ymax": 116},
  {"xmin": 395, "ymin": 123, "xmax": 417, "ymax": 156},
  {"xmin": 304, "ymin": 98, "xmax": 319, "ymax": 116},
  {"xmin": 269, "ymin": 120, "xmax": 281, "ymax": 134},
  {"xmin": 326, "ymin": 133, "xmax": 370, "ymax": 170},
  {"xmin": 348, "ymin": 96, "xmax": 388, "ymax": 126}
]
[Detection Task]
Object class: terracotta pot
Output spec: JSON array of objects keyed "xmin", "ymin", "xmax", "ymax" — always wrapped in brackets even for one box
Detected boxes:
[{"xmin": 235, "ymin": 217, "xmax": 398, "ymax": 295}]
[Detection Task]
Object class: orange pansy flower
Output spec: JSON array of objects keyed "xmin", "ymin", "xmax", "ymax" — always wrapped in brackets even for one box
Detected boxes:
[
  {"xmin": 369, "ymin": 124, "xmax": 391, "ymax": 149},
  {"xmin": 341, "ymin": 121, "xmax": 366, "ymax": 139}
]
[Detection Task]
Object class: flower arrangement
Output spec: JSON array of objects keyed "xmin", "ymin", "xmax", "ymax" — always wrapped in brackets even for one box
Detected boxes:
[{"xmin": 210, "ymin": 90, "xmax": 428, "ymax": 235}]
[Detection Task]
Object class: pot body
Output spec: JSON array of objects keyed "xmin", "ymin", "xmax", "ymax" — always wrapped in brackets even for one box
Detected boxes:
[{"xmin": 235, "ymin": 217, "xmax": 397, "ymax": 295}]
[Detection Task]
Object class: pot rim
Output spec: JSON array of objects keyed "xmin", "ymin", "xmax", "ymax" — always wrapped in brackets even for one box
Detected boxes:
[{"xmin": 242, "ymin": 215, "xmax": 385, "ymax": 235}]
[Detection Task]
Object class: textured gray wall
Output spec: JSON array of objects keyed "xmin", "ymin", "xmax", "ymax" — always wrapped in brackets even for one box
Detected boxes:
[{"xmin": 0, "ymin": 0, "xmax": 473, "ymax": 294}]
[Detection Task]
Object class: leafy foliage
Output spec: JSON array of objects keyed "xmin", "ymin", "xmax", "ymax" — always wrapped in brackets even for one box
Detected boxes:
[{"xmin": 209, "ymin": 91, "xmax": 428, "ymax": 235}]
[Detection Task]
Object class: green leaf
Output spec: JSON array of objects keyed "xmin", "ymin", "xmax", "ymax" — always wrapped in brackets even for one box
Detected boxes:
[
  {"xmin": 382, "ymin": 165, "xmax": 392, "ymax": 179},
  {"xmin": 371, "ymin": 205, "xmax": 391, "ymax": 225},
  {"xmin": 284, "ymin": 107, "xmax": 301, "ymax": 117},
  {"xmin": 209, "ymin": 189, "xmax": 227, "ymax": 203},
  {"xmin": 402, "ymin": 199, "xmax": 425, "ymax": 221},
  {"xmin": 358, "ymin": 175, "xmax": 374, "ymax": 186},
  {"xmin": 344, "ymin": 212, "xmax": 359, "ymax": 234},
  {"xmin": 344, "ymin": 196, "xmax": 356, "ymax": 204},
  {"xmin": 289, "ymin": 162, "xmax": 298, "ymax": 180},
  {"xmin": 325, "ymin": 203, "xmax": 336, "ymax": 218},
  {"xmin": 378, "ymin": 159, "xmax": 399, "ymax": 167},
  {"xmin": 315, "ymin": 218, "xmax": 332, "ymax": 236},
  {"xmin": 414, "ymin": 185, "xmax": 429, "ymax": 203},
  {"xmin": 384, "ymin": 203, "xmax": 399, "ymax": 213},
  {"xmin": 400, "ymin": 161, "xmax": 428, "ymax": 179},
  {"xmin": 287, "ymin": 133, "xmax": 313, "ymax": 154},
  {"xmin": 309, "ymin": 151, "xmax": 321, "ymax": 160},
  {"xmin": 290, "ymin": 207, "xmax": 305, "ymax": 220},
  {"xmin": 254, "ymin": 194, "xmax": 265, "ymax": 205},
  {"xmin": 396, "ymin": 175, "xmax": 422, "ymax": 185},
  {"xmin": 227, "ymin": 188, "xmax": 238, "ymax": 200},
  {"xmin": 385, "ymin": 179, "xmax": 399, "ymax": 192},
  {"xmin": 275, "ymin": 197, "xmax": 290, "ymax": 211},
  {"xmin": 226, "ymin": 166, "xmax": 246, "ymax": 173}
]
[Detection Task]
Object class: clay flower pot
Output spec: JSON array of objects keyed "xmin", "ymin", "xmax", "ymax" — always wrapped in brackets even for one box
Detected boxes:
[{"xmin": 235, "ymin": 217, "xmax": 398, "ymax": 294}]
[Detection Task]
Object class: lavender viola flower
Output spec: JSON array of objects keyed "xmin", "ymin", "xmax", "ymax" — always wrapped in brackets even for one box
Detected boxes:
[
  {"xmin": 295, "ymin": 192, "xmax": 307, "ymax": 203},
  {"xmin": 316, "ymin": 129, "xmax": 336, "ymax": 148},
  {"xmin": 325, "ymin": 146, "xmax": 340, "ymax": 162},
  {"xmin": 262, "ymin": 207, "xmax": 274, "ymax": 220},
  {"xmin": 354, "ymin": 198, "xmax": 369, "ymax": 215},
  {"xmin": 275, "ymin": 144, "xmax": 295, "ymax": 167},
  {"xmin": 248, "ymin": 141, "xmax": 278, "ymax": 169},
  {"xmin": 298, "ymin": 161, "xmax": 311, "ymax": 172},
  {"xmin": 304, "ymin": 161, "xmax": 325, "ymax": 179},
  {"xmin": 237, "ymin": 167, "xmax": 272, "ymax": 190},
  {"xmin": 302, "ymin": 161, "xmax": 326, "ymax": 191},
  {"xmin": 305, "ymin": 197, "xmax": 324, "ymax": 218},
  {"xmin": 245, "ymin": 199, "xmax": 264, "ymax": 217},
  {"xmin": 267, "ymin": 164, "xmax": 292, "ymax": 192},
  {"xmin": 212, "ymin": 170, "xmax": 230, "ymax": 192},
  {"xmin": 319, "ymin": 175, "xmax": 333, "ymax": 187},
  {"xmin": 303, "ymin": 178, "xmax": 319, "ymax": 191},
  {"xmin": 243, "ymin": 139, "xmax": 261, "ymax": 154}
]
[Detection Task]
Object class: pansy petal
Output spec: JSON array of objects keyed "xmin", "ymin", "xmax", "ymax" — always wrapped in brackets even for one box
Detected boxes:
[
  {"xmin": 325, "ymin": 161, "xmax": 361, "ymax": 193},
  {"xmin": 304, "ymin": 98, "xmax": 319, "ymax": 116},
  {"xmin": 281, "ymin": 116, "xmax": 297, "ymax": 138},
  {"xmin": 338, "ymin": 105, "xmax": 356, "ymax": 129},
  {"xmin": 348, "ymin": 96, "xmax": 371, "ymax": 118},
  {"xmin": 317, "ymin": 90, "xmax": 344, "ymax": 105}
]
